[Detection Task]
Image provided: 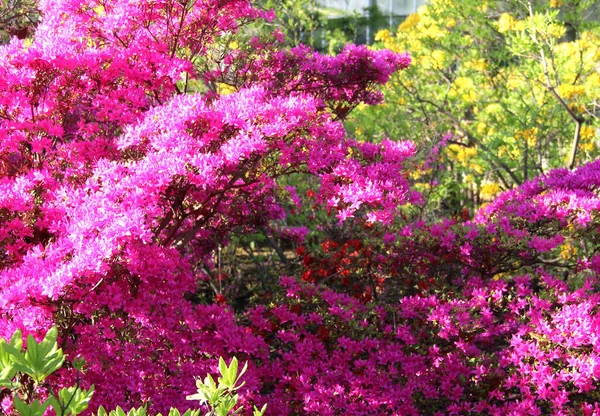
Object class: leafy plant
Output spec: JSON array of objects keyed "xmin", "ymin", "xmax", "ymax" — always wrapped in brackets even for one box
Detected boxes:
[
  {"xmin": 187, "ymin": 357, "xmax": 266, "ymax": 416},
  {"xmin": 96, "ymin": 405, "xmax": 200, "ymax": 416},
  {"xmin": 1, "ymin": 327, "xmax": 93, "ymax": 416}
]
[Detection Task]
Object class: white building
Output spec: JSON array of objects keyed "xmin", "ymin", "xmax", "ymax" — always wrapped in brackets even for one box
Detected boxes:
[
  {"xmin": 316, "ymin": 0, "xmax": 428, "ymax": 45},
  {"xmin": 319, "ymin": 0, "xmax": 428, "ymax": 16}
]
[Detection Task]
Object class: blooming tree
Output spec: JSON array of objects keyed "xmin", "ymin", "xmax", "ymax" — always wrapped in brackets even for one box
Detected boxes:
[{"xmin": 349, "ymin": 0, "xmax": 600, "ymax": 210}]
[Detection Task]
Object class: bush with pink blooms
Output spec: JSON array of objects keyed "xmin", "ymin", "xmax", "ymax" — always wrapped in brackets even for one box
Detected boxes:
[{"xmin": 1, "ymin": 1, "xmax": 600, "ymax": 415}]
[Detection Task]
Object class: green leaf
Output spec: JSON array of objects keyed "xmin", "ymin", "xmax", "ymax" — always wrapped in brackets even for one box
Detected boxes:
[
  {"xmin": 72, "ymin": 357, "xmax": 87, "ymax": 372},
  {"xmin": 2, "ymin": 342, "xmax": 32, "ymax": 378},
  {"xmin": 217, "ymin": 357, "xmax": 247, "ymax": 391},
  {"xmin": 9, "ymin": 327, "xmax": 65, "ymax": 383},
  {"xmin": 0, "ymin": 362, "xmax": 15, "ymax": 388},
  {"xmin": 49, "ymin": 385, "xmax": 94, "ymax": 416},
  {"xmin": 204, "ymin": 373, "xmax": 216, "ymax": 391},
  {"xmin": 216, "ymin": 395, "xmax": 237, "ymax": 415},
  {"xmin": 96, "ymin": 406, "xmax": 133, "ymax": 416},
  {"xmin": 218, "ymin": 357, "xmax": 228, "ymax": 385},
  {"xmin": 9, "ymin": 329, "xmax": 23, "ymax": 350},
  {"xmin": 252, "ymin": 404, "xmax": 267, "ymax": 416},
  {"xmin": 114, "ymin": 407, "xmax": 127, "ymax": 416},
  {"xmin": 0, "ymin": 330, "xmax": 22, "ymax": 386},
  {"xmin": 180, "ymin": 409, "xmax": 201, "ymax": 416},
  {"xmin": 13, "ymin": 396, "xmax": 50, "ymax": 416},
  {"xmin": 126, "ymin": 406, "xmax": 147, "ymax": 416}
]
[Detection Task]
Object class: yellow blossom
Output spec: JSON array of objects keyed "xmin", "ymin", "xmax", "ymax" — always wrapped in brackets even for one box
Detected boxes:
[
  {"xmin": 476, "ymin": 122, "xmax": 487, "ymax": 135},
  {"xmin": 516, "ymin": 128, "xmax": 538, "ymax": 147},
  {"xmin": 446, "ymin": 17, "xmax": 457, "ymax": 28},
  {"xmin": 558, "ymin": 84, "xmax": 585, "ymax": 100},
  {"xmin": 375, "ymin": 29, "xmax": 391, "ymax": 42},
  {"xmin": 465, "ymin": 59, "xmax": 488, "ymax": 72},
  {"xmin": 560, "ymin": 241, "xmax": 577, "ymax": 260},
  {"xmin": 216, "ymin": 83, "xmax": 236, "ymax": 95},
  {"xmin": 505, "ymin": 74, "xmax": 525, "ymax": 89},
  {"xmin": 513, "ymin": 20, "xmax": 525, "ymax": 31},
  {"xmin": 449, "ymin": 77, "xmax": 478, "ymax": 103},
  {"xmin": 447, "ymin": 144, "xmax": 477, "ymax": 166},
  {"xmin": 581, "ymin": 125, "xmax": 596, "ymax": 141},
  {"xmin": 471, "ymin": 163, "xmax": 484, "ymax": 174},
  {"xmin": 497, "ymin": 13, "xmax": 515, "ymax": 33},
  {"xmin": 580, "ymin": 141, "xmax": 595, "ymax": 152},
  {"xmin": 431, "ymin": 50, "xmax": 445, "ymax": 68},
  {"xmin": 480, "ymin": 182, "xmax": 501, "ymax": 199},
  {"xmin": 399, "ymin": 14, "xmax": 420, "ymax": 31}
]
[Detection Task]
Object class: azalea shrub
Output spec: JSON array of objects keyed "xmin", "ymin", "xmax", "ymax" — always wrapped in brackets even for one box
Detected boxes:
[
  {"xmin": 2, "ymin": 0, "xmax": 600, "ymax": 416},
  {"xmin": 0, "ymin": 0, "xmax": 412, "ymax": 413},
  {"xmin": 260, "ymin": 159, "xmax": 600, "ymax": 415}
]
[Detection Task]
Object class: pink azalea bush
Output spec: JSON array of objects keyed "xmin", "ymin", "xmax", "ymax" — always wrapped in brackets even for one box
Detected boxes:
[
  {"xmin": 0, "ymin": 0, "xmax": 412, "ymax": 413},
  {"xmin": 276, "ymin": 160, "xmax": 600, "ymax": 415},
  {"xmin": 2, "ymin": 0, "xmax": 600, "ymax": 415}
]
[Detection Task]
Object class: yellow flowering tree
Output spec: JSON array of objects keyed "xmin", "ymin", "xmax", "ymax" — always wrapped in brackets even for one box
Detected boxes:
[{"xmin": 348, "ymin": 0, "xmax": 600, "ymax": 210}]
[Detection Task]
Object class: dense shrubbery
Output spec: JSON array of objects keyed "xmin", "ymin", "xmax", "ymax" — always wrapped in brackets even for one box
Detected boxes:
[{"xmin": 2, "ymin": 1, "xmax": 600, "ymax": 415}]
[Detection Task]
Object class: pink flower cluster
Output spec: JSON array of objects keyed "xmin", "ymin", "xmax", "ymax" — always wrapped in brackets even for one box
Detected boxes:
[{"xmin": 0, "ymin": 0, "xmax": 415, "ymax": 413}]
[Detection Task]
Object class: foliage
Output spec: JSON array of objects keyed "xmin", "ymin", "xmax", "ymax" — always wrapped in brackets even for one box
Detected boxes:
[
  {"xmin": 1, "ymin": 325, "xmax": 257, "ymax": 416},
  {"xmin": 349, "ymin": 0, "xmax": 600, "ymax": 211},
  {"xmin": 255, "ymin": 0, "xmax": 324, "ymax": 48},
  {"xmin": 186, "ymin": 357, "xmax": 267, "ymax": 416},
  {"xmin": 0, "ymin": 326, "xmax": 93, "ymax": 416},
  {"xmin": 0, "ymin": 0, "xmax": 40, "ymax": 44},
  {"xmin": 254, "ymin": 0, "xmax": 390, "ymax": 52}
]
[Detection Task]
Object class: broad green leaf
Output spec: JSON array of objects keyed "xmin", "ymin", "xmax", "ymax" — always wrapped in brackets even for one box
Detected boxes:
[
  {"xmin": 0, "ymin": 362, "xmax": 16, "ymax": 387},
  {"xmin": 226, "ymin": 358, "xmax": 238, "ymax": 386},
  {"xmin": 253, "ymin": 404, "xmax": 267, "ymax": 416},
  {"xmin": 181, "ymin": 409, "xmax": 201, "ymax": 416},
  {"xmin": 0, "ymin": 332, "xmax": 20, "ymax": 386},
  {"xmin": 218, "ymin": 357, "xmax": 228, "ymax": 382},
  {"xmin": 10, "ymin": 328, "xmax": 65, "ymax": 383},
  {"xmin": 2, "ymin": 342, "xmax": 33, "ymax": 377},
  {"xmin": 204, "ymin": 374, "xmax": 216, "ymax": 390},
  {"xmin": 49, "ymin": 385, "xmax": 94, "ymax": 416},
  {"xmin": 13, "ymin": 396, "xmax": 50, "ymax": 416},
  {"xmin": 217, "ymin": 395, "xmax": 236, "ymax": 415},
  {"xmin": 127, "ymin": 406, "xmax": 147, "ymax": 416},
  {"xmin": 106, "ymin": 406, "xmax": 127, "ymax": 416},
  {"xmin": 9, "ymin": 329, "xmax": 23, "ymax": 350}
]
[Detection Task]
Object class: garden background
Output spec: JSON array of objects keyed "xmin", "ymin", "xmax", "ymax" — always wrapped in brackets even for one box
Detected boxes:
[{"xmin": 1, "ymin": 0, "xmax": 600, "ymax": 415}]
